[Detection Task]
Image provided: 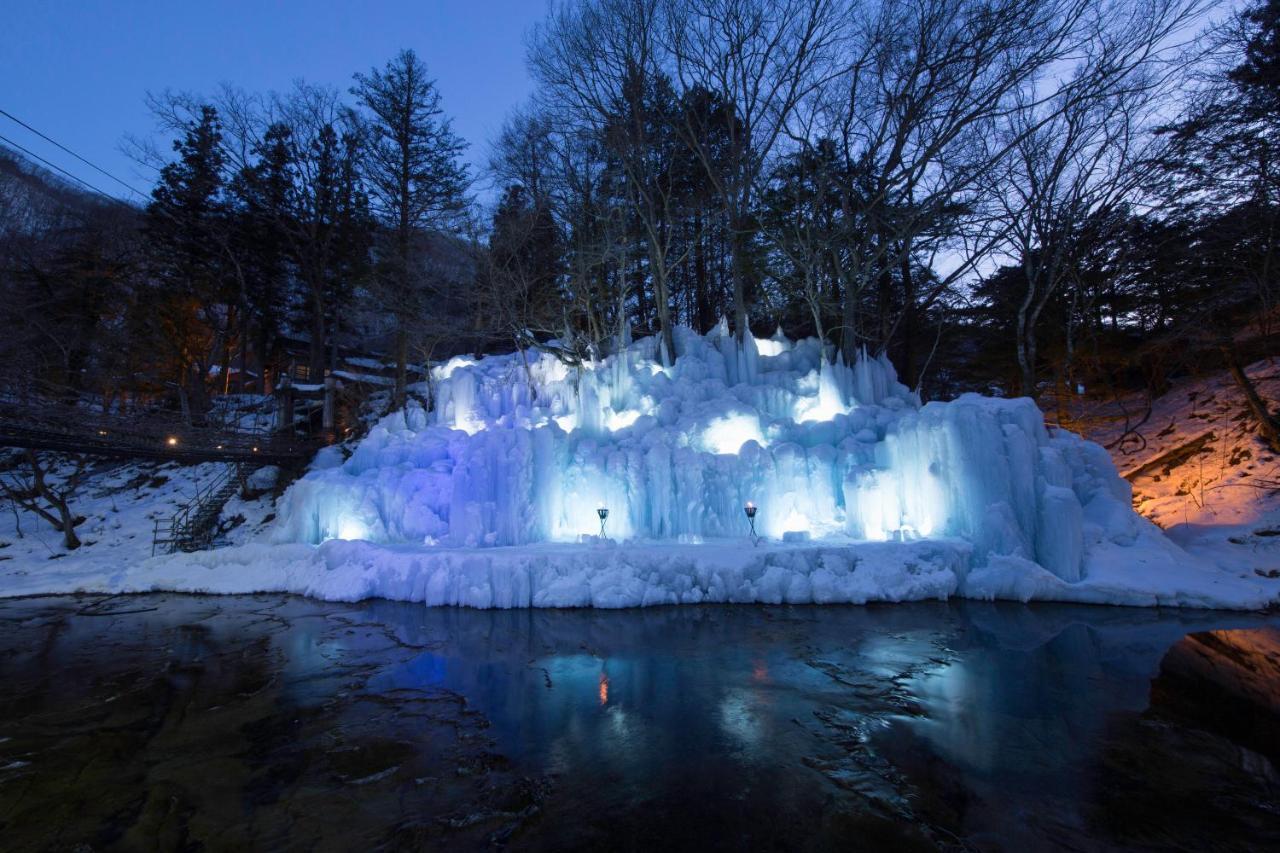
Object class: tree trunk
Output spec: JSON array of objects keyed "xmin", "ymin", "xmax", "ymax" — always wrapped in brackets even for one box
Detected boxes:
[
  {"xmin": 219, "ymin": 311, "xmax": 233, "ymax": 396},
  {"xmin": 694, "ymin": 213, "xmax": 709, "ymax": 333},
  {"xmin": 633, "ymin": 250, "xmax": 650, "ymax": 335},
  {"xmin": 309, "ymin": 288, "xmax": 327, "ymax": 381},
  {"xmin": 1015, "ymin": 275, "xmax": 1038, "ymax": 400},
  {"xmin": 649, "ymin": 239, "xmax": 676, "ymax": 366},
  {"xmin": 876, "ymin": 264, "xmax": 893, "ymax": 349},
  {"xmin": 394, "ymin": 326, "xmax": 409, "ymax": 410},
  {"xmin": 24, "ymin": 451, "xmax": 82, "ymax": 550},
  {"xmin": 237, "ymin": 313, "xmax": 250, "ymax": 394},
  {"xmin": 1016, "ymin": 329, "xmax": 1037, "ymax": 401},
  {"xmin": 1223, "ymin": 344, "xmax": 1280, "ymax": 453},
  {"xmin": 898, "ymin": 254, "xmax": 916, "ymax": 387},
  {"xmin": 840, "ymin": 280, "xmax": 859, "ymax": 366},
  {"xmin": 730, "ymin": 216, "xmax": 750, "ymax": 342}
]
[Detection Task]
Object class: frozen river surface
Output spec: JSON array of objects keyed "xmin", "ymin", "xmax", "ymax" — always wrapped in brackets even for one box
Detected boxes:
[{"xmin": 1, "ymin": 594, "xmax": 1278, "ymax": 850}]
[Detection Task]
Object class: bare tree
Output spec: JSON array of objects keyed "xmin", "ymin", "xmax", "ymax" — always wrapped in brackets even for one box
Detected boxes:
[
  {"xmin": 531, "ymin": 0, "xmax": 705, "ymax": 364},
  {"xmin": 806, "ymin": 0, "xmax": 1098, "ymax": 367},
  {"xmin": 1, "ymin": 451, "xmax": 89, "ymax": 550},
  {"xmin": 667, "ymin": 0, "xmax": 844, "ymax": 342},
  {"xmin": 988, "ymin": 0, "xmax": 1208, "ymax": 398}
]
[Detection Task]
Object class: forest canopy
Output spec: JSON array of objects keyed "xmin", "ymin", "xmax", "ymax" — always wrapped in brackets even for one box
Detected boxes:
[{"xmin": 2, "ymin": 0, "xmax": 1278, "ymax": 423}]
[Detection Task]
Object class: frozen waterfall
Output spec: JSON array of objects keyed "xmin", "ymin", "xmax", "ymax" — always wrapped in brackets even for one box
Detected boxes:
[{"xmin": 270, "ymin": 325, "xmax": 1146, "ymax": 587}]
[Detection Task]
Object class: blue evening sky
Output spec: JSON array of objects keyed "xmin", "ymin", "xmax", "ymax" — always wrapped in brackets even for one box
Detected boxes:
[{"xmin": 2, "ymin": 1, "xmax": 546, "ymax": 204}]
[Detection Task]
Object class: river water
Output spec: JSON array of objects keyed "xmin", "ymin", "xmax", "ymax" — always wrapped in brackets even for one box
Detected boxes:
[{"xmin": 1, "ymin": 594, "xmax": 1278, "ymax": 851}]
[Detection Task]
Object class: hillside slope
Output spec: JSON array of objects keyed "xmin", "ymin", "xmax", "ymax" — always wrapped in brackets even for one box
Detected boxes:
[
  {"xmin": 1067, "ymin": 359, "xmax": 1280, "ymax": 577},
  {"xmin": 0, "ymin": 455, "xmax": 277, "ymax": 578}
]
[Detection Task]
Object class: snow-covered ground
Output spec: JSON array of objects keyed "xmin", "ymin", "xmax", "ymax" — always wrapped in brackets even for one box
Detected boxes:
[
  {"xmin": 0, "ymin": 456, "xmax": 275, "ymax": 585},
  {"xmin": 1065, "ymin": 359, "xmax": 1280, "ymax": 582},
  {"xmin": 2, "ymin": 330, "xmax": 1278, "ymax": 611},
  {"xmin": 3, "ymin": 533, "xmax": 1270, "ymax": 609}
]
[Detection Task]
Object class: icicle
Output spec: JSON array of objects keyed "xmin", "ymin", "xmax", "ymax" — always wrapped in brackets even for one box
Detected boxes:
[{"xmin": 275, "ymin": 324, "xmax": 1137, "ymax": 594}]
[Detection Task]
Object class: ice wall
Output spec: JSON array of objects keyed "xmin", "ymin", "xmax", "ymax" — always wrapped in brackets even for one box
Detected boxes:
[{"xmin": 272, "ymin": 326, "xmax": 1143, "ymax": 585}]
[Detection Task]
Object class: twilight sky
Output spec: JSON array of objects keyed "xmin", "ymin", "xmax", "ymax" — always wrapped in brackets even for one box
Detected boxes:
[{"xmin": 2, "ymin": 0, "xmax": 546, "ymax": 204}]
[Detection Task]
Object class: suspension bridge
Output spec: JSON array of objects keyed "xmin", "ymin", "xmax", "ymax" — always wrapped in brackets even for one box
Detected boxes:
[{"xmin": 0, "ymin": 399, "xmax": 325, "ymax": 465}]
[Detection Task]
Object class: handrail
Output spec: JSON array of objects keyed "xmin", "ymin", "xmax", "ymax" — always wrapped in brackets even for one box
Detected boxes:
[
  {"xmin": 0, "ymin": 399, "xmax": 324, "ymax": 464},
  {"xmin": 152, "ymin": 462, "xmax": 248, "ymax": 555}
]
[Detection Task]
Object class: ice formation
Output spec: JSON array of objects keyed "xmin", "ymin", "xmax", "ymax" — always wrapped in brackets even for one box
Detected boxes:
[
  {"xmin": 4, "ymin": 326, "xmax": 1274, "ymax": 610},
  {"xmin": 272, "ymin": 324, "xmax": 1148, "ymax": 589}
]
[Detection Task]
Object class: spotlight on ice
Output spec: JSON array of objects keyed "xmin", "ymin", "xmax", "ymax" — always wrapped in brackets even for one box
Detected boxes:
[
  {"xmin": 701, "ymin": 413, "xmax": 766, "ymax": 455},
  {"xmin": 261, "ymin": 325, "xmax": 1207, "ymax": 606},
  {"xmin": 333, "ymin": 517, "xmax": 367, "ymax": 541}
]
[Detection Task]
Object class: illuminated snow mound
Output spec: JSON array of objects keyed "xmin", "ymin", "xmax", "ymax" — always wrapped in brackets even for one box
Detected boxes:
[
  {"xmin": 2, "ymin": 326, "xmax": 1272, "ymax": 609},
  {"xmin": 255, "ymin": 323, "xmax": 1280, "ymax": 612},
  {"xmin": 273, "ymin": 324, "xmax": 964, "ymax": 546},
  {"xmin": 2, "ymin": 326, "xmax": 1271, "ymax": 609}
]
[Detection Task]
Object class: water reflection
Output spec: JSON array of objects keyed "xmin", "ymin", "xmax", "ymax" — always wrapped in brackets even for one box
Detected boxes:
[
  {"xmin": 1, "ymin": 595, "xmax": 1277, "ymax": 850},
  {"xmin": 1151, "ymin": 627, "xmax": 1280, "ymax": 761},
  {"xmin": 356, "ymin": 600, "xmax": 1280, "ymax": 848}
]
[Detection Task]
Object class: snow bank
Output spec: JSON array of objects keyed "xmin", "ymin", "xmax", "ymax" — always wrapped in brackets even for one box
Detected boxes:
[
  {"xmin": 6, "ymin": 535, "xmax": 1273, "ymax": 610},
  {"xmin": 1068, "ymin": 357, "xmax": 1280, "ymax": 530},
  {"xmin": 3, "ymin": 327, "xmax": 1276, "ymax": 610}
]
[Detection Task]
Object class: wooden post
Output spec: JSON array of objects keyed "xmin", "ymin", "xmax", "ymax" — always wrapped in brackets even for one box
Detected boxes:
[
  {"xmin": 323, "ymin": 369, "xmax": 336, "ymax": 435},
  {"xmin": 277, "ymin": 370, "xmax": 294, "ymax": 433}
]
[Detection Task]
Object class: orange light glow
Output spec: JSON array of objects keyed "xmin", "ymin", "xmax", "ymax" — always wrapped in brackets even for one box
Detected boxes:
[
  {"xmin": 165, "ymin": 436, "xmax": 178, "ymax": 446},
  {"xmin": 752, "ymin": 659, "xmax": 769, "ymax": 683},
  {"xmin": 598, "ymin": 673, "xmax": 609, "ymax": 706}
]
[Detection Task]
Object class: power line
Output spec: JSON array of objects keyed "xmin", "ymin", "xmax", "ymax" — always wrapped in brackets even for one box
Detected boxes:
[
  {"xmin": 0, "ymin": 130, "xmax": 130, "ymax": 206},
  {"xmin": 0, "ymin": 108, "xmax": 238, "ymax": 241},
  {"xmin": 0, "ymin": 106, "xmax": 149, "ymax": 201}
]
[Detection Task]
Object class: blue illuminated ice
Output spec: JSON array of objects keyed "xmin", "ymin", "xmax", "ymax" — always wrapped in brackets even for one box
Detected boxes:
[
  {"xmin": 270, "ymin": 325, "xmax": 1170, "ymax": 593},
  {"xmin": 4, "ymin": 325, "xmax": 1271, "ymax": 610}
]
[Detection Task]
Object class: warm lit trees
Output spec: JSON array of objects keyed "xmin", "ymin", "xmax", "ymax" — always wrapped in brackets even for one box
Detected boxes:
[{"xmin": 146, "ymin": 104, "xmax": 232, "ymax": 415}]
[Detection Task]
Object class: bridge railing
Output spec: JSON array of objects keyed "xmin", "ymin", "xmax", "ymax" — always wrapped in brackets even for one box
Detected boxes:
[{"xmin": 0, "ymin": 396, "xmax": 325, "ymax": 463}]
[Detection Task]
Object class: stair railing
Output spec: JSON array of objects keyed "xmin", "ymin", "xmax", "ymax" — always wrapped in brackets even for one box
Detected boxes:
[{"xmin": 152, "ymin": 463, "xmax": 248, "ymax": 555}]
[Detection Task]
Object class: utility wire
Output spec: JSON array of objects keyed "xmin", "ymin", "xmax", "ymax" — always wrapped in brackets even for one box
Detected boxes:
[
  {"xmin": 0, "ymin": 130, "xmax": 130, "ymax": 206},
  {"xmin": 0, "ymin": 110, "xmax": 236, "ymax": 245},
  {"xmin": 0, "ymin": 107, "xmax": 149, "ymax": 200}
]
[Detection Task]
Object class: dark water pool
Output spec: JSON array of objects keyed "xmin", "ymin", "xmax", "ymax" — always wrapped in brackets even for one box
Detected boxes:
[{"xmin": 0, "ymin": 594, "xmax": 1277, "ymax": 851}]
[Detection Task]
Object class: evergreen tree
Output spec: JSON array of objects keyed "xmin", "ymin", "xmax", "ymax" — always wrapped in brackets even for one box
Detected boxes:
[
  {"xmin": 146, "ymin": 104, "xmax": 231, "ymax": 412},
  {"xmin": 353, "ymin": 49, "xmax": 469, "ymax": 407},
  {"xmin": 487, "ymin": 183, "xmax": 563, "ymax": 346},
  {"xmin": 230, "ymin": 121, "xmax": 292, "ymax": 389}
]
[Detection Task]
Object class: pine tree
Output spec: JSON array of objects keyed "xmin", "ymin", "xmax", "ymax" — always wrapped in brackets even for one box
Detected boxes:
[
  {"xmin": 230, "ymin": 121, "xmax": 292, "ymax": 390},
  {"xmin": 148, "ymin": 105, "xmax": 227, "ymax": 297},
  {"xmin": 147, "ymin": 104, "xmax": 230, "ymax": 413},
  {"xmin": 353, "ymin": 49, "xmax": 469, "ymax": 407}
]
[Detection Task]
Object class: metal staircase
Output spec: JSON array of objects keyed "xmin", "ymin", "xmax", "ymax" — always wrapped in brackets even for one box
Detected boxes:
[{"xmin": 152, "ymin": 463, "xmax": 251, "ymax": 555}]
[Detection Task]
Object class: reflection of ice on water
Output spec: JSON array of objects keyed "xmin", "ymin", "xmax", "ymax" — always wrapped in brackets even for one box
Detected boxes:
[
  {"xmin": 718, "ymin": 688, "xmax": 768, "ymax": 748},
  {"xmin": 343, "ymin": 596, "xmax": 1277, "ymax": 849},
  {"xmin": 7, "ymin": 594, "xmax": 1276, "ymax": 850}
]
